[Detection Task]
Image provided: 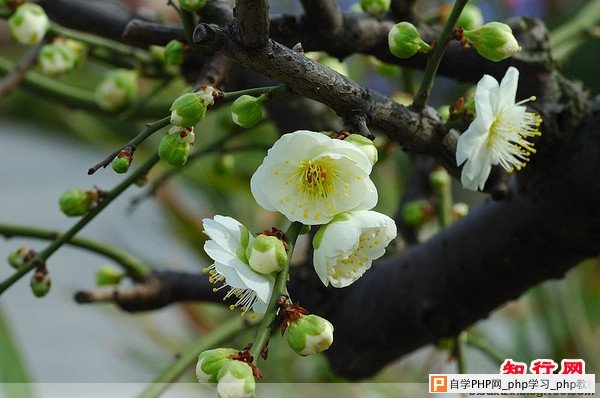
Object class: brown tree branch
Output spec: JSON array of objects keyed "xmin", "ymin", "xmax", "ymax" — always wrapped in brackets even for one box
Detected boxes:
[
  {"xmin": 233, "ymin": 0, "xmax": 270, "ymax": 50},
  {"xmin": 192, "ymin": 24, "xmax": 458, "ymax": 169},
  {"xmin": 299, "ymin": 0, "xmax": 343, "ymax": 33}
]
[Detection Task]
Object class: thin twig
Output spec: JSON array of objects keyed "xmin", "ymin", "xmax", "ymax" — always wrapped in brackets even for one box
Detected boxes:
[
  {"xmin": 0, "ymin": 153, "xmax": 161, "ymax": 296},
  {"xmin": 87, "ymin": 116, "xmax": 170, "ymax": 175},
  {"xmin": 0, "ymin": 224, "xmax": 150, "ymax": 280},
  {"xmin": 412, "ymin": 0, "xmax": 469, "ymax": 109},
  {"xmin": 0, "ymin": 38, "xmax": 48, "ymax": 99}
]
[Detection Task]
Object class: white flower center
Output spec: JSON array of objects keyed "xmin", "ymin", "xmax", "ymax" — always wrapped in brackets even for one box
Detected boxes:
[{"xmin": 485, "ymin": 96, "xmax": 542, "ymax": 173}]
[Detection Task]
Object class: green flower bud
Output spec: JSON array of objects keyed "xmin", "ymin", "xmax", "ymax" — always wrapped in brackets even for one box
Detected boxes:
[
  {"xmin": 59, "ymin": 188, "xmax": 93, "ymax": 217},
  {"xmin": 7, "ymin": 246, "xmax": 32, "ymax": 270},
  {"xmin": 230, "ymin": 95, "xmax": 265, "ymax": 128},
  {"xmin": 38, "ymin": 43, "xmax": 77, "ymax": 77},
  {"xmin": 439, "ymin": 4, "xmax": 483, "ymax": 30},
  {"xmin": 95, "ymin": 265, "xmax": 125, "ymax": 286},
  {"xmin": 245, "ymin": 235, "xmax": 287, "ymax": 275},
  {"xmin": 112, "ymin": 157, "xmax": 130, "ymax": 174},
  {"xmin": 8, "ymin": 3, "xmax": 49, "ymax": 45},
  {"xmin": 196, "ymin": 348, "xmax": 238, "ymax": 383},
  {"xmin": 30, "ymin": 271, "xmax": 51, "ymax": 298},
  {"xmin": 388, "ymin": 22, "xmax": 431, "ymax": 59},
  {"xmin": 213, "ymin": 153, "xmax": 235, "ymax": 175},
  {"xmin": 216, "ymin": 360, "xmax": 255, "ymax": 398},
  {"xmin": 158, "ymin": 133, "xmax": 190, "ymax": 167},
  {"xmin": 360, "ymin": 0, "xmax": 390, "ymax": 16},
  {"xmin": 170, "ymin": 93, "xmax": 207, "ymax": 127},
  {"xmin": 95, "ymin": 69, "xmax": 138, "ymax": 112},
  {"xmin": 438, "ymin": 105, "xmax": 450, "ymax": 121},
  {"xmin": 164, "ymin": 40, "xmax": 184, "ymax": 65},
  {"xmin": 402, "ymin": 200, "xmax": 425, "ymax": 227},
  {"xmin": 62, "ymin": 39, "xmax": 87, "ymax": 68},
  {"xmin": 463, "ymin": 22, "xmax": 521, "ymax": 62},
  {"xmin": 429, "ymin": 169, "xmax": 451, "ymax": 192},
  {"xmin": 456, "ymin": 5, "xmax": 484, "ymax": 30},
  {"xmin": 344, "ymin": 134, "xmax": 378, "ymax": 166},
  {"xmin": 178, "ymin": 0, "xmax": 207, "ymax": 12},
  {"xmin": 198, "ymin": 85, "xmax": 219, "ymax": 107},
  {"xmin": 149, "ymin": 45, "xmax": 166, "ymax": 63},
  {"xmin": 287, "ymin": 314, "xmax": 334, "ymax": 356},
  {"xmin": 111, "ymin": 148, "xmax": 133, "ymax": 174}
]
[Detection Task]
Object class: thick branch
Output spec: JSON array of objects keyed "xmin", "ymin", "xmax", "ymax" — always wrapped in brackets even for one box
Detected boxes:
[
  {"xmin": 233, "ymin": 0, "xmax": 269, "ymax": 49},
  {"xmin": 324, "ymin": 95, "xmax": 600, "ymax": 379},
  {"xmin": 299, "ymin": 0, "xmax": 343, "ymax": 33},
  {"xmin": 193, "ymin": 24, "xmax": 457, "ymax": 168},
  {"xmin": 75, "ymin": 271, "xmax": 224, "ymax": 312}
]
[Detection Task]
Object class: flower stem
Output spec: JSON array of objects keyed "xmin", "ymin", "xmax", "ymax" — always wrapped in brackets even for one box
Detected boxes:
[
  {"xmin": 0, "ymin": 152, "xmax": 161, "ymax": 296},
  {"xmin": 0, "ymin": 56, "xmax": 169, "ymax": 117},
  {"xmin": 412, "ymin": 0, "xmax": 469, "ymax": 109},
  {"xmin": 87, "ymin": 116, "xmax": 170, "ymax": 174},
  {"xmin": 0, "ymin": 224, "xmax": 150, "ymax": 281},
  {"xmin": 465, "ymin": 333, "xmax": 506, "ymax": 366},
  {"xmin": 49, "ymin": 23, "xmax": 152, "ymax": 64},
  {"xmin": 136, "ymin": 316, "xmax": 251, "ymax": 398},
  {"xmin": 455, "ymin": 331, "xmax": 468, "ymax": 373},
  {"xmin": 221, "ymin": 85, "xmax": 288, "ymax": 102},
  {"xmin": 249, "ymin": 221, "xmax": 304, "ymax": 362}
]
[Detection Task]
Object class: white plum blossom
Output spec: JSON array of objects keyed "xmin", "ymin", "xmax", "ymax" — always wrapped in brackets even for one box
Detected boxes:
[
  {"xmin": 251, "ymin": 130, "xmax": 378, "ymax": 225},
  {"xmin": 313, "ymin": 210, "xmax": 397, "ymax": 288},
  {"xmin": 202, "ymin": 216, "xmax": 274, "ymax": 315},
  {"xmin": 456, "ymin": 66, "xmax": 542, "ymax": 191}
]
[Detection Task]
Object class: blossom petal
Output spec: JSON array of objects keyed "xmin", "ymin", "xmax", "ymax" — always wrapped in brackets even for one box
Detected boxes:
[
  {"xmin": 456, "ymin": 118, "xmax": 487, "ymax": 166},
  {"xmin": 497, "ymin": 66, "xmax": 519, "ymax": 112},
  {"xmin": 475, "ymin": 74, "xmax": 499, "ymax": 127},
  {"xmin": 202, "ymin": 216, "xmax": 244, "ymax": 253}
]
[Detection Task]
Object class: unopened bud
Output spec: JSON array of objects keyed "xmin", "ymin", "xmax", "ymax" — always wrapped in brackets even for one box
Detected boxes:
[
  {"xmin": 95, "ymin": 69, "xmax": 138, "ymax": 112},
  {"xmin": 30, "ymin": 270, "xmax": 51, "ymax": 298},
  {"xmin": 463, "ymin": 22, "xmax": 521, "ymax": 62},
  {"xmin": 38, "ymin": 43, "xmax": 77, "ymax": 77},
  {"xmin": 440, "ymin": 4, "xmax": 483, "ymax": 30},
  {"xmin": 453, "ymin": 202, "xmax": 469, "ymax": 218},
  {"xmin": 61, "ymin": 38, "xmax": 87, "ymax": 68},
  {"xmin": 213, "ymin": 153, "xmax": 235, "ymax": 175},
  {"xmin": 158, "ymin": 133, "xmax": 190, "ymax": 167},
  {"xmin": 216, "ymin": 360, "xmax": 256, "ymax": 398},
  {"xmin": 246, "ymin": 235, "xmax": 287, "ymax": 275},
  {"xmin": 230, "ymin": 94, "xmax": 266, "ymax": 128},
  {"xmin": 344, "ymin": 134, "xmax": 378, "ymax": 166},
  {"xmin": 95, "ymin": 265, "xmax": 125, "ymax": 286},
  {"xmin": 360, "ymin": 0, "xmax": 390, "ymax": 16},
  {"xmin": 164, "ymin": 40, "xmax": 184, "ymax": 65},
  {"xmin": 388, "ymin": 22, "xmax": 431, "ymax": 59},
  {"xmin": 429, "ymin": 169, "xmax": 451, "ymax": 192},
  {"xmin": 58, "ymin": 188, "xmax": 94, "ymax": 217},
  {"xmin": 170, "ymin": 93, "xmax": 207, "ymax": 127},
  {"xmin": 197, "ymin": 85, "xmax": 219, "ymax": 107},
  {"xmin": 287, "ymin": 314, "xmax": 334, "ymax": 356},
  {"xmin": 178, "ymin": 0, "xmax": 207, "ymax": 12},
  {"xmin": 402, "ymin": 200, "xmax": 426, "ymax": 228},
  {"xmin": 196, "ymin": 348, "xmax": 238, "ymax": 383},
  {"xmin": 438, "ymin": 105, "xmax": 450, "ymax": 121},
  {"xmin": 112, "ymin": 148, "xmax": 133, "ymax": 174},
  {"xmin": 8, "ymin": 3, "xmax": 49, "ymax": 45},
  {"xmin": 7, "ymin": 246, "xmax": 33, "ymax": 270}
]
